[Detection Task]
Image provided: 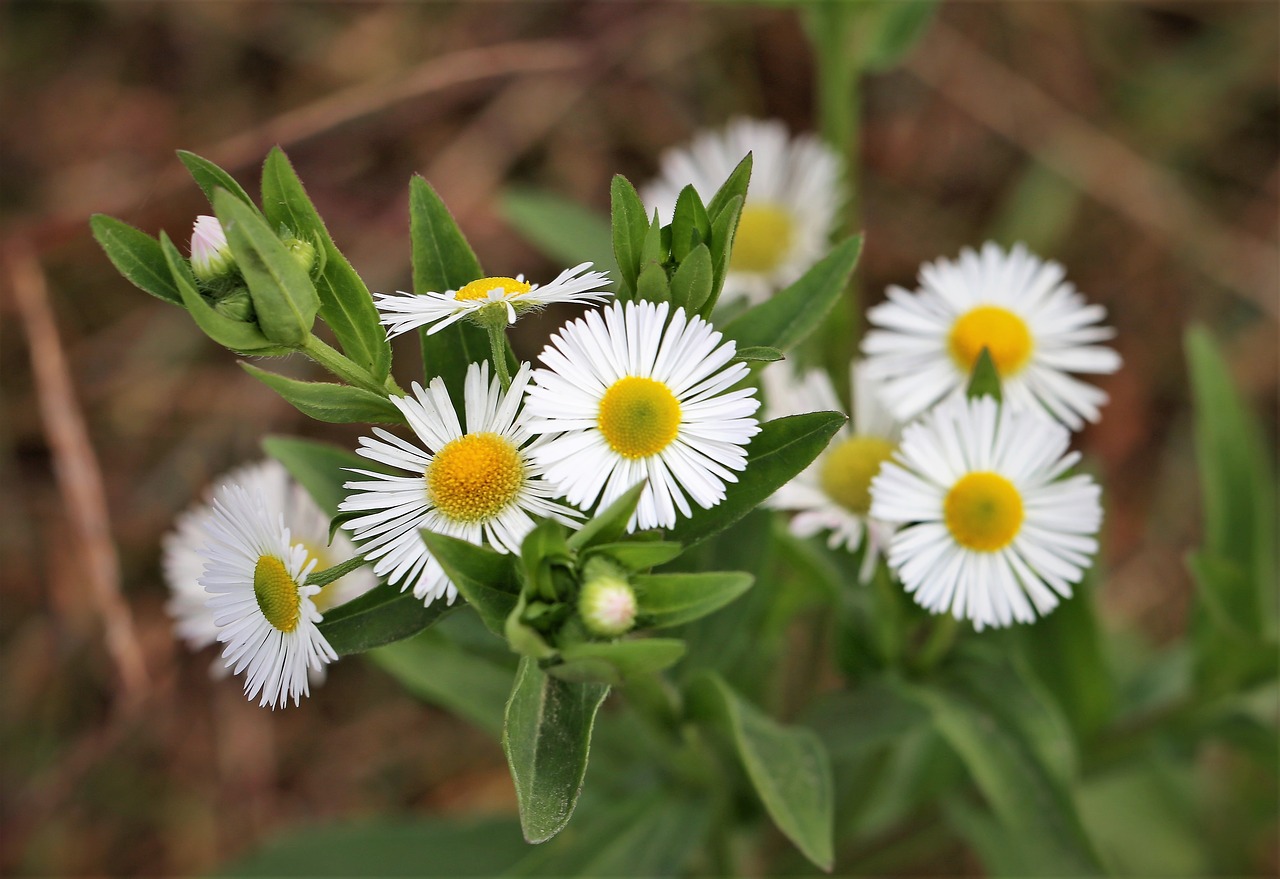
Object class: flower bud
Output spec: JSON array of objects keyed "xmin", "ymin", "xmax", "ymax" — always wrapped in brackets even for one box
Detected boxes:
[
  {"xmin": 190, "ymin": 215, "xmax": 235, "ymax": 283},
  {"xmin": 213, "ymin": 287, "xmax": 255, "ymax": 322},
  {"xmin": 282, "ymin": 236, "xmax": 316, "ymax": 274},
  {"xmin": 579, "ymin": 560, "xmax": 637, "ymax": 637}
]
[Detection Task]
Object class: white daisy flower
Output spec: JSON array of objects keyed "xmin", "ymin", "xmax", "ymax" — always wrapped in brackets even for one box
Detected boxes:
[
  {"xmin": 642, "ymin": 117, "xmax": 842, "ymax": 306},
  {"xmin": 200, "ymin": 483, "xmax": 338, "ymax": 708},
  {"xmin": 860, "ymin": 242, "xmax": 1122, "ymax": 430},
  {"xmin": 162, "ymin": 460, "xmax": 376, "ymax": 658},
  {"xmin": 374, "ymin": 263, "xmax": 612, "ymax": 338},
  {"xmin": 764, "ymin": 361, "xmax": 900, "ymax": 582},
  {"xmin": 523, "ymin": 299, "xmax": 761, "ymax": 531},
  {"xmin": 339, "ymin": 361, "xmax": 578, "ymax": 606},
  {"xmin": 869, "ymin": 396, "xmax": 1103, "ymax": 630}
]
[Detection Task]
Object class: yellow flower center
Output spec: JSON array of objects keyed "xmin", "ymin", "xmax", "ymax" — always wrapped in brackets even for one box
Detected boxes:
[
  {"xmin": 427, "ymin": 432, "xmax": 525, "ymax": 522},
  {"xmin": 455, "ymin": 276, "xmax": 531, "ymax": 302},
  {"xmin": 820, "ymin": 435, "xmax": 897, "ymax": 515},
  {"xmin": 253, "ymin": 555, "xmax": 301, "ymax": 633},
  {"xmin": 948, "ymin": 305, "xmax": 1034, "ymax": 377},
  {"xmin": 729, "ymin": 203, "xmax": 794, "ymax": 274},
  {"xmin": 944, "ymin": 471, "xmax": 1024, "ymax": 552},
  {"xmin": 597, "ymin": 376, "xmax": 682, "ymax": 459}
]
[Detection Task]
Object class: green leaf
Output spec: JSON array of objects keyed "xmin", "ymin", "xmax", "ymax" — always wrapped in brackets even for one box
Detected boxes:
[
  {"xmin": 371, "ymin": 629, "xmax": 512, "ymax": 736},
  {"xmin": 242, "ymin": 363, "xmax": 405, "ymax": 424},
  {"xmin": 635, "ymin": 261, "xmax": 670, "ymax": 304},
  {"xmin": 260, "ymin": 148, "xmax": 391, "ymax": 380},
  {"xmin": 632, "ymin": 571, "xmax": 754, "ymax": 629},
  {"xmin": 666, "ymin": 411, "xmax": 846, "ymax": 551},
  {"xmin": 705, "ymin": 152, "xmax": 752, "ymax": 223},
  {"xmin": 219, "ymin": 816, "xmax": 527, "ymax": 878},
  {"xmin": 420, "ymin": 530, "xmax": 521, "ymax": 635},
  {"xmin": 704, "ymin": 194, "xmax": 743, "ymax": 317},
  {"xmin": 158, "ymin": 232, "xmax": 283, "ymax": 354},
  {"xmin": 262, "ymin": 436, "xmax": 362, "ymax": 517},
  {"xmin": 803, "ymin": 680, "xmax": 930, "ymax": 763},
  {"xmin": 567, "ymin": 481, "xmax": 647, "ymax": 551},
  {"xmin": 900, "ymin": 681, "xmax": 1105, "ymax": 875},
  {"xmin": 214, "ymin": 189, "xmax": 320, "ymax": 346},
  {"xmin": 733, "ymin": 345, "xmax": 784, "ymax": 363},
  {"xmin": 670, "ymin": 185, "xmax": 711, "ymax": 263},
  {"xmin": 584, "ymin": 540, "xmax": 683, "ymax": 572},
  {"xmin": 317, "ymin": 582, "xmax": 456, "ymax": 656},
  {"xmin": 721, "ymin": 235, "xmax": 863, "ymax": 351},
  {"xmin": 177, "ymin": 150, "xmax": 254, "ymax": 208},
  {"xmin": 503, "ymin": 657, "xmax": 610, "ymax": 843},
  {"xmin": 610, "ymin": 175, "xmax": 649, "ymax": 296},
  {"xmin": 501, "ymin": 187, "xmax": 616, "ymax": 277},
  {"xmin": 548, "ymin": 638, "xmax": 687, "ymax": 685},
  {"xmin": 409, "ymin": 175, "xmax": 493, "ymax": 404},
  {"xmin": 966, "ymin": 348, "xmax": 1003, "ymax": 402},
  {"xmin": 90, "ymin": 215, "xmax": 181, "ymax": 305},
  {"xmin": 862, "ymin": 0, "xmax": 938, "ymax": 71},
  {"xmin": 669, "ymin": 242, "xmax": 713, "ymax": 314},
  {"xmin": 687, "ymin": 671, "xmax": 834, "ymax": 870}
]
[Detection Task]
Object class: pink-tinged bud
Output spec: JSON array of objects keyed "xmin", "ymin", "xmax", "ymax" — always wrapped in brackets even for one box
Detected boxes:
[
  {"xmin": 579, "ymin": 563, "xmax": 637, "ymax": 637},
  {"xmin": 190, "ymin": 215, "xmax": 234, "ymax": 282}
]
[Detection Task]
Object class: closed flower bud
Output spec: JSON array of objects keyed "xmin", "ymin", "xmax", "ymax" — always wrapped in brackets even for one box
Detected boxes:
[
  {"xmin": 579, "ymin": 559, "xmax": 637, "ymax": 637},
  {"xmin": 282, "ymin": 236, "xmax": 316, "ymax": 274},
  {"xmin": 213, "ymin": 287, "xmax": 255, "ymax": 322},
  {"xmin": 190, "ymin": 215, "xmax": 235, "ymax": 282}
]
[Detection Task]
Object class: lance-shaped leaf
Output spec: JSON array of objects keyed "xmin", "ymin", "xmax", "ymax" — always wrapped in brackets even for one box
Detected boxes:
[
  {"xmin": 584, "ymin": 540, "xmax": 683, "ymax": 572},
  {"xmin": 420, "ymin": 530, "xmax": 521, "ymax": 635},
  {"xmin": 666, "ymin": 411, "xmax": 846, "ymax": 551},
  {"xmin": 408, "ymin": 175, "xmax": 495, "ymax": 403},
  {"xmin": 671, "ymin": 185, "xmax": 711, "ymax": 264},
  {"xmin": 177, "ymin": 149, "xmax": 255, "ymax": 208},
  {"xmin": 669, "ymin": 243, "xmax": 713, "ymax": 315},
  {"xmin": 214, "ymin": 189, "xmax": 320, "ymax": 346},
  {"xmin": 242, "ymin": 363, "xmax": 406, "ymax": 425},
  {"xmin": 567, "ymin": 481, "xmax": 648, "ymax": 551},
  {"xmin": 503, "ymin": 657, "xmax": 610, "ymax": 843},
  {"xmin": 90, "ymin": 215, "xmax": 181, "ymax": 305},
  {"xmin": 704, "ymin": 194, "xmax": 743, "ymax": 317},
  {"xmin": 547, "ymin": 638, "xmax": 687, "ymax": 686},
  {"xmin": 262, "ymin": 435, "xmax": 361, "ymax": 516},
  {"xmin": 733, "ymin": 345, "xmax": 784, "ymax": 363},
  {"xmin": 610, "ymin": 175, "xmax": 649, "ymax": 297},
  {"xmin": 966, "ymin": 347, "xmax": 1003, "ymax": 402},
  {"xmin": 721, "ymin": 235, "xmax": 863, "ymax": 352},
  {"xmin": 260, "ymin": 148, "xmax": 391, "ymax": 380},
  {"xmin": 317, "ymin": 582, "xmax": 456, "ymax": 655},
  {"xmin": 159, "ymin": 232, "xmax": 286, "ymax": 354},
  {"xmin": 705, "ymin": 152, "xmax": 753, "ymax": 222},
  {"xmin": 687, "ymin": 671, "xmax": 834, "ymax": 871},
  {"xmin": 633, "ymin": 571, "xmax": 754, "ymax": 629}
]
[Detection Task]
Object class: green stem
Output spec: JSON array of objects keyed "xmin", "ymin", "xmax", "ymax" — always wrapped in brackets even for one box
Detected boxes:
[
  {"xmin": 301, "ymin": 335, "xmax": 396, "ymax": 396},
  {"xmin": 487, "ymin": 324, "xmax": 511, "ymax": 391}
]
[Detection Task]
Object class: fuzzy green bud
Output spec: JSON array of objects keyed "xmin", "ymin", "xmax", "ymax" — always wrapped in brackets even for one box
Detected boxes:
[
  {"xmin": 282, "ymin": 236, "xmax": 316, "ymax": 274},
  {"xmin": 213, "ymin": 287, "xmax": 255, "ymax": 322},
  {"xmin": 578, "ymin": 559, "xmax": 637, "ymax": 637}
]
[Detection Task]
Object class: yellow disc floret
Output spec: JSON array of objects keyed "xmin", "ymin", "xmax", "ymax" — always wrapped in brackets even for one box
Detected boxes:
[
  {"xmin": 597, "ymin": 376, "xmax": 682, "ymax": 459},
  {"xmin": 944, "ymin": 471, "xmax": 1024, "ymax": 552},
  {"xmin": 948, "ymin": 306, "xmax": 1034, "ymax": 377},
  {"xmin": 455, "ymin": 276, "xmax": 532, "ymax": 302},
  {"xmin": 729, "ymin": 204, "xmax": 794, "ymax": 274},
  {"xmin": 820, "ymin": 436, "xmax": 897, "ymax": 515},
  {"xmin": 253, "ymin": 555, "xmax": 302, "ymax": 633},
  {"xmin": 427, "ymin": 432, "xmax": 525, "ymax": 522}
]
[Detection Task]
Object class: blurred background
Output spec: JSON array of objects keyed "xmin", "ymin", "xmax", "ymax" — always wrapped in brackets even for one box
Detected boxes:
[{"xmin": 1, "ymin": 1, "xmax": 1276, "ymax": 875}]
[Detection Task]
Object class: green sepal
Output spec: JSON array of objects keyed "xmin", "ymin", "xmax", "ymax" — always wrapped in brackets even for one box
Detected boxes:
[
  {"xmin": 176, "ymin": 149, "xmax": 255, "ymax": 208},
  {"xmin": 566, "ymin": 481, "xmax": 647, "ymax": 551},
  {"xmin": 420, "ymin": 530, "xmax": 521, "ymax": 635},
  {"xmin": 503, "ymin": 657, "xmax": 610, "ymax": 843},
  {"xmin": 547, "ymin": 638, "xmax": 687, "ymax": 686},
  {"xmin": 632, "ymin": 571, "xmax": 754, "ymax": 629},
  {"xmin": 260, "ymin": 147, "xmax": 391, "ymax": 380},
  {"xmin": 262, "ymin": 435, "xmax": 361, "ymax": 517},
  {"xmin": 722, "ymin": 235, "xmax": 863, "ymax": 352},
  {"xmin": 213, "ymin": 189, "xmax": 320, "ymax": 346},
  {"xmin": 669, "ymin": 242, "xmax": 713, "ymax": 315},
  {"xmin": 317, "ymin": 581, "xmax": 457, "ymax": 655},
  {"xmin": 671, "ymin": 184, "xmax": 711, "ymax": 264},
  {"xmin": 965, "ymin": 347, "xmax": 1003, "ymax": 402},
  {"xmin": 242, "ymin": 363, "xmax": 405, "ymax": 424},
  {"xmin": 90, "ymin": 215, "xmax": 182, "ymax": 305},
  {"xmin": 610, "ymin": 175, "xmax": 649, "ymax": 297},
  {"xmin": 667, "ymin": 411, "xmax": 847, "ymax": 551},
  {"xmin": 158, "ymin": 231, "xmax": 286, "ymax": 354},
  {"xmin": 583, "ymin": 540, "xmax": 683, "ymax": 572},
  {"xmin": 686, "ymin": 670, "xmax": 834, "ymax": 871}
]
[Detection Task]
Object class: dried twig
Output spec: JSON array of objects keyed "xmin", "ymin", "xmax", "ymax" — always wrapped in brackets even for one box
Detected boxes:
[
  {"xmin": 4, "ymin": 240, "xmax": 150, "ymax": 699},
  {"xmin": 906, "ymin": 22, "xmax": 1279, "ymax": 319}
]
